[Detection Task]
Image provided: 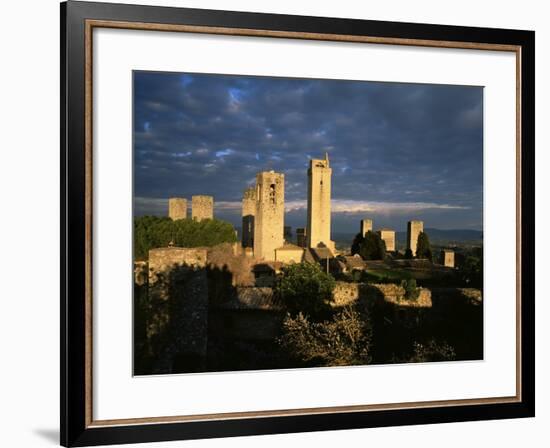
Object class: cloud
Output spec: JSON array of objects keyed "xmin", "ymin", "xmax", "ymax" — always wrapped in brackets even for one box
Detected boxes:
[
  {"xmin": 135, "ymin": 197, "xmax": 468, "ymax": 217},
  {"xmin": 133, "ymin": 71, "xmax": 483, "ymax": 230}
]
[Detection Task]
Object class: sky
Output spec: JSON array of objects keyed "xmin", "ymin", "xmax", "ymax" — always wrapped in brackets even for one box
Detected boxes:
[{"xmin": 134, "ymin": 71, "xmax": 483, "ymax": 234}]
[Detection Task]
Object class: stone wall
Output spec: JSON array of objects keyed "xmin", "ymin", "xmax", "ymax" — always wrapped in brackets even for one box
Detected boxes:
[
  {"xmin": 147, "ymin": 247, "xmax": 209, "ymax": 373},
  {"xmin": 332, "ymin": 281, "xmax": 432, "ymax": 308},
  {"xmin": 191, "ymin": 195, "xmax": 214, "ymax": 221},
  {"xmin": 275, "ymin": 246, "xmax": 304, "ymax": 264}
]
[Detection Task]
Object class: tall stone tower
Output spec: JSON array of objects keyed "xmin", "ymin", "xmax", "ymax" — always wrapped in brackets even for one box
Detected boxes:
[
  {"xmin": 361, "ymin": 219, "xmax": 373, "ymax": 236},
  {"xmin": 407, "ymin": 220, "xmax": 424, "ymax": 256},
  {"xmin": 377, "ymin": 229, "xmax": 396, "ymax": 252},
  {"xmin": 241, "ymin": 187, "xmax": 256, "ymax": 248},
  {"xmin": 307, "ymin": 153, "xmax": 335, "ymax": 252},
  {"xmin": 192, "ymin": 195, "xmax": 214, "ymax": 221},
  {"xmin": 254, "ymin": 171, "xmax": 284, "ymax": 261},
  {"xmin": 168, "ymin": 197, "xmax": 187, "ymax": 220}
]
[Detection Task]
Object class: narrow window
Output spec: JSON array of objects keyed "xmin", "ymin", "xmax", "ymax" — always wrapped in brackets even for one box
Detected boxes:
[{"xmin": 269, "ymin": 183, "xmax": 276, "ymax": 204}]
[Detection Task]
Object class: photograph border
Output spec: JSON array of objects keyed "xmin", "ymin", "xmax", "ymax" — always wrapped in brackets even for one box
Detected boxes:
[{"xmin": 61, "ymin": 1, "xmax": 534, "ymax": 446}]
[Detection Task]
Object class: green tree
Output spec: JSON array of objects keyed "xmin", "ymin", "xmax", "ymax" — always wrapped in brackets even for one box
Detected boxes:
[
  {"xmin": 358, "ymin": 231, "xmax": 386, "ymax": 260},
  {"xmin": 278, "ymin": 262, "xmax": 336, "ymax": 319},
  {"xmin": 350, "ymin": 232, "xmax": 364, "ymax": 256},
  {"xmin": 278, "ymin": 307, "xmax": 372, "ymax": 367},
  {"xmin": 134, "ymin": 216, "xmax": 237, "ymax": 260},
  {"xmin": 459, "ymin": 252, "xmax": 483, "ymax": 288},
  {"xmin": 415, "ymin": 231, "xmax": 432, "ymax": 260},
  {"xmin": 400, "ymin": 278, "xmax": 420, "ymax": 301}
]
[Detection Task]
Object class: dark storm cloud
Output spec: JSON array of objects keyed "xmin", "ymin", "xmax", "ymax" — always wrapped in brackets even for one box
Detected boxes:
[{"xmin": 134, "ymin": 71, "xmax": 483, "ymax": 232}]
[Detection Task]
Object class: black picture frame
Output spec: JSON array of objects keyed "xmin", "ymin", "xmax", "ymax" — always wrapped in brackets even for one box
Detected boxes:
[{"xmin": 61, "ymin": 1, "xmax": 535, "ymax": 446}]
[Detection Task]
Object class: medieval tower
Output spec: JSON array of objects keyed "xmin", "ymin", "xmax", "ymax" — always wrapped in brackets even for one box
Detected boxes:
[
  {"xmin": 377, "ymin": 229, "xmax": 396, "ymax": 252},
  {"xmin": 168, "ymin": 197, "xmax": 187, "ymax": 220},
  {"xmin": 254, "ymin": 171, "xmax": 284, "ymax": 261},
  {"xmin": 360, "ymin": 219, "xmax": 373, "ymax": 236},
  {"xmin": 407, "ymin": 220, "xmax": 424, "ymax": 256},
  {"xmin": 192, "ymin": 195, "xmax": 214, "ymax": 221},
  {"xmin": 307, "ymin": 153, "xmax": 335, "ymax": 252},
  {"xmin": 241, "ymin": 187, "xmax": 256, "ymax": 248}
]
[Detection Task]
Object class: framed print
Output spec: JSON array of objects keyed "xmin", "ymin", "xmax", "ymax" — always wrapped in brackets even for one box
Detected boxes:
[{"xmin": 61, "ymin": 1, "xmax": 535, "ymax": 446}]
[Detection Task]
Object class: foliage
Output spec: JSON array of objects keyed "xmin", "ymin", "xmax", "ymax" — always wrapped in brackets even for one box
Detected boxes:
[
  {"xmin": 415, "ymin": 231, "xmax": 432, "ymax": 260},
  {"xmin": 404, "ymin": 248, "xmax": 413, "ymax": 259},
  {"xmin": 458, "ymin": 251, "xmax": 483, "ymax": 288},
  {"xmin": 278, "ymin": 307, "xmax": 372, "ymax": 367},
  {"xmin": 350, "ymin": 232, "xmax": 363, "ymax": 256},
  {"xmin": 409, "ymin": 339, "xmax": 456, "ymax": 363},
  {"xmin": 352, "ymin": 231, "xmax": 386, "ymax": 260},
  {"xmin": 400, "ymin": 278, "xmax": 420, "ymax": 301},
  {"xmin": 277, "ymin": 262, "xmax": 336, "ymax": 319},
  {"xmin": 134, "ymin": 215, "xmax": 237, "ymax": 260}
]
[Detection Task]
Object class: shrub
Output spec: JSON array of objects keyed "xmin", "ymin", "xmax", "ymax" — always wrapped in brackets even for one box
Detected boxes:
[
  {"xmin": 352, "ymin": 231, "xmax": 386, "ymax": 260},
  {"xmin": 400, "ymin": 278, "xmax": 420, "ymax": 301},
  {"xmin": 409, "ymin": 340, "xmax": 456, "ymax": 363},
  {"xmin": 278, "ymin": 262, "xmax": 336, "ymax": 319},
  {"xmin": 278, "ymin": 307, "xmax": 372, "ymax": 367}
]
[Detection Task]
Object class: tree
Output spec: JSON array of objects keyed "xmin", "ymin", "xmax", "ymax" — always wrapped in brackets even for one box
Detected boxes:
[
  {"xmin": 358, "ymin": 231, "xmax": 386, "ymax": 260},
  {"xmin": 134, "ymin": 215, "xmax": 237, "ymax": 260},
  {"xmin": 278, "ymin": 307, "xmax": 372, "ymax": 367},
  {"xmin": 415, "ymin": 231, "xmax": 432, "ymax": 260},
  {"xmin": 404, "ymin": 248, "xmax": 413, "ymax": 259},
  {"xmin": 350, "ymin": 232, "xmax": 364, "ymax": 256},
  {"xmin": 278, "ymin": 262, "xmax": 336, "ymax": 319},
  {"xmin": 459, "ymin": 252, "xmax": 483, "ymax": 288},
  {"xmin": 400, "ymin": 278, "xmax": 420, "ymax": 301}
]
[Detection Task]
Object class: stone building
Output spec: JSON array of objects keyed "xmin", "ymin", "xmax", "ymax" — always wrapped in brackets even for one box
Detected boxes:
[
  {"xmin": 168, "ymin": 197, "xmax": 187, "ymax": 220},
  {"xmin": 407, "ymin": 220, "xmax": 424, "ymax": 256},
  {"xmin": 307, "ymin": 153, "xmax": 335, "ymax": 252},
  {"xmin": 241, "ymin": 187, "xmax": 256, "ymax": 248},
  {"xmin": 441, "ymin": 249, "xmax": 455, "ymax": 268},
  {"xmin": 192, "ymin": 195, "xmax": 214, "ymax": 221},
  {"xmin": 296, "ymin": 228, "xmax": 307, "ymax": 248},
  {"xmin": 377, "ymin": 228, "xmax": 396, "ymax": 252},
  {"xmin": 253, "ymin": 170, "xmax": 285, "ymax": 261},
  {"xmin": 275, "ymin": 243, "xmax": 305, "ymax": 264},
  {"xmin": 361, "ymin": 219, "xmax": 373, "ymax": 236}
]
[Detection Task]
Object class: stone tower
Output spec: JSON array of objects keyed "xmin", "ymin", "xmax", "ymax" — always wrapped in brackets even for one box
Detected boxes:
[
  {"xmin": 191, "ymin": 195, "xmax": 214, "ymax": 221},
  {"xmin": 441, "ymin": 249, "xmax": 455, "ymax": 268},
  {"xmin": 242, "ymin": 187, "xmax": 256, "ymax": 248},
  {"xmin": 377, "ymin": 229, "xmax": 396, "ymax": 252},
  {"xmin": 307, "ymin": 153, "xmax": 335, "ymax": 252},
  {"xmin": 361, "ymin": 219, "xmax": 373, "ymax": 236},
  {"xmin": 407, "ymin": 220, "xmax": 424, "ymax": 256},
  {"xmin": 168, "ymin": 197, "xmax": 187, "ymax": 220},
  {"xmin": 254, "ymin": 170, "xmax": 284, "ymax": 261}
]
